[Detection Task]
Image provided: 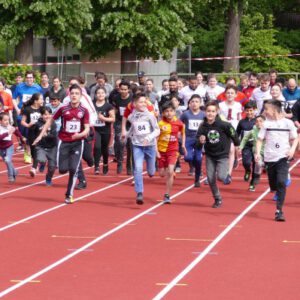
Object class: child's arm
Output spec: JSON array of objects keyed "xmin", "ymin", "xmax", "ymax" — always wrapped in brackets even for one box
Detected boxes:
[
  {"xmin": 225, "ymin": 123, "xmax": 240, "ymax": 147},
  {"xmin": 181, "ymin": 124, "xmax": 187, "ymax": 156},
  {"xmin": 255, "ymin": 139, "xmax": 263, "ymax": 162},
  {"xmin": 239, "ymin": 131, "xmax": 253, "ymax": 150},
  {"xmin": 287, "ymin": 138, "xmax": 298, "ymax": 160},
  {"xmin": 99, "ymin": 109, "xmax": 115, "ymax": 123},
  {"xmin": 32, "ymin": 118, "xmax": 53, "ymax": 145},
  {"xmin": 144, "ymin": 115, "xmax": 160, "ymax": 145}
]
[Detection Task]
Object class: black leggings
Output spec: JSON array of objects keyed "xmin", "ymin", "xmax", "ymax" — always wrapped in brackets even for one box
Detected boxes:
[{"xmin": 94, "ymin": 131, "xmax": 110, "ymax": 167}]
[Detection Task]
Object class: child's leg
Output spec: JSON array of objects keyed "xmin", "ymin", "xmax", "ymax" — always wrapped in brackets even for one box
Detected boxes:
[
  {"xmin": 166, "ymin": 164, "xmax": 175, "ymax": 195},
  {"xmin": 46, "ymin": 147, "xmax": 57, "ymax": 182},
  {"xmin": 93, "ymin": 130, "xmax": 102, "ymax": 169},
  {"xmin": 1, "ymin": 145, "xmax": 15, "ymax": 179},
  {"xmin": 242, "ymin": 146, "xmax": 253, "ymax": 177},
  {"xmin": 275, "ymin": 159, "xmax": 289, "ymax": 211},
  {"xmin": 132, "ymin": 146, "xmax": 145, "ymax": 194},
  {"xmin": 194, "ymin": 147, "xmax": 202, "ymax": 183},
  {"xmin": 228, "ymin": 143, "xmax": 235, "ymax": 175},
  {"xmin": 265, "ymin": 162, "xmax": 278, "ymax": 192},
  {"xmin": 205, "ymin": 155, "xmax": 220, "ymax": 200},
  {"xmin": 101, "ymin": 133, "xmax": 110, "ymax": 166},
  {"xmin": 144, "ymin": 145, "xmax": 156, "ymax": 177}
]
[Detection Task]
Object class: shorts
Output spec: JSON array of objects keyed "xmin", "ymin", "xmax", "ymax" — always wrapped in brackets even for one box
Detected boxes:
[{"xmin": 158, "ymin": 151, "xmax": 178, "ymax": 169}]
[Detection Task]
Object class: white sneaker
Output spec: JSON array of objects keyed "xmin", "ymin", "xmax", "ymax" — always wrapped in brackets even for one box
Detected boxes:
[{"xmin": 29, "ymin": 168, "xmax": 36, "ymax": 178}]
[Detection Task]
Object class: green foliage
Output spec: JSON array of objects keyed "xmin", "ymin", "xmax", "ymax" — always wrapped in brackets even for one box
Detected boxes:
[
  {"xmin": 82, "ymin": 0, "xmax": 193, "ymax": 60},
  {"xmin": 0, "ymin": 65, "xmax": 41, "ymax": 85},
  {"xmin": 0, "ymin": 1, "xmax": 93, "ymax": 49},
  {"xmin": 276, "ymin": 29, "xmax": 300, "ymax": 53}
]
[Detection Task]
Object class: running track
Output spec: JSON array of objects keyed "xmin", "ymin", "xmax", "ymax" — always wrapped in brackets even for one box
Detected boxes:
[{"xmin": 0, "ymin": 153, "xmax": 299, "ymax": 299}]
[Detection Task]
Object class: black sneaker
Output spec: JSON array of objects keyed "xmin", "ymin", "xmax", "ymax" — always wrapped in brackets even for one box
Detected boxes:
[
  {"xmin": 275, "ymin": 210, "xmax": 285, "ymax": 222},
  {"xmin": 223, "ymin": 175, "xmax": 232, "ymax": 185},
  {"xmin": 103, "ymin": 165, "xmax": 109, "ymax": 175},
  {"xmin": 194, "ymin": 181, "xmax": 200, "ymax": 188},
  {"xmin": 163, "ymin": 194, "xmax": 171, "ymax": 204},
  {"xmin": 248, "ymin": 184, "xmax": 255, "ymax": 192},
  {"xmin": 94, "ymin": 167, "xmax": 100, "ymax": 175},
  {"xmin": 244, "ymin": 171, "xmax": 251, "ymax": 182},
  {"xmin": 136, "ymin": 192, "xmax": 144, "ymax": 205},
  {"xmin": 75, "ymin": 181, "xmax": 87, "ymax": 190},
  {"xmin": 117, "ymin": 163, "xmax": 123, "ymax": 174},
  {"xmin": 212, "ymin": 199, "xmax": 222, "ymax": 208}
]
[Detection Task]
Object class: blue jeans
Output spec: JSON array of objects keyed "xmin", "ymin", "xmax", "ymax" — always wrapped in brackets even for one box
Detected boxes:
[
  {"xmin": 184, "ymin": 137, "xmax": 202, "ymax": 181},
  {"xmin": 0, "ymin": 145, "xmax": 16, "ymax": 179},
  {"xmin": 133, "ymin": 145, "xmax": 156, "ymax": 193}
]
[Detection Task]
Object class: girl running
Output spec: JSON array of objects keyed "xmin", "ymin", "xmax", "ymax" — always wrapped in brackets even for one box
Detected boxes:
[
  {"xmin": 180, "ymin": 95, "xmax": 205, "ymax": 187},
  {"xmin": 0, "ymin": 112, "xmax": 25, "ymax": 182},
  {"xmin": 93, "ymin": 86, "xmax": 115, "ymax": 175},
  {"xmin": 20, "ymin": 93, "xmax": 44, "ymax": 177}
]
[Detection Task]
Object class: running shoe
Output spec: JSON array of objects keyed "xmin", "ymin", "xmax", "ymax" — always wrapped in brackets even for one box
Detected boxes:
[
  {"xmin": 163, "ymin": 194, "xmax": 171, "ymax": 204},
  {"xmin": 223, "ymin": 174, "xmax": 232, "ymax": 185},
  {"xmin": 188, "ymin": 166, "xmax": 195, "ymax": 176},
  {"xmin": 275, "ymin": 210, "xmax": 285, "ymax": 222},
  {"xmin": 248, "ymin": 184, "xmax": 255, "ymax": 192},
  {"xmin": 212, "ymin": 198, "xmax": 222, "ymax": 208},
  {"xmin": 39, "ymin": 163, "xmax": 46, "ymax": 173},
  {"xmin": 8, "ymin": 176, "xmax": 15, "ymax": 183},
  {"xmin": 29, "ymin": 168, "xmax": 36, "ymax": 178},
  {"xmin": 24, "ymin": 151, "xmax": 32, "ymax": 164},
  {"xmin": 204, "ymin": 178, "xmax": 209, "ymax": 185},
  {"xmin": 194, "ymin": 181, "xmax": 201, "ymax": 188},
  {"xmin": 45, "ymin": 179, "xmax": 52, "ymax": 186},
  {"xmin": 65, "ymin": 196, "xmax": 74, "ymax": 204},
  {"xmin": 94, "ymin": 167, "xmax": 100, "ymax": 175},
  {"xmin": 175, "ymin": 167, "xmax": 181, "ymax": 173},
  {"xmin": 103, "ymin": 165, "xmax": 109, "ymax": 175},
  {"xmin": 244, "ymin": 171, "xmax": 251, "ymax": 182},
  {"xmin": 75, "ymin": 181, "xmax": 87, "ymax": 190},
  {"xmin": 136, "ymin": 192, "xmax": 144, "ymax": 205}
]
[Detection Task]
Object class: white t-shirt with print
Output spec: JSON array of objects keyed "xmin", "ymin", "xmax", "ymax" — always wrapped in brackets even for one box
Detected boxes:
[
  {"xmin": 251, "ymin": 87, "xmax": 271, "ymax": 113},
  {"xmin": 219, "ymin": 101, "xmax": 242, "ymax": 129}
]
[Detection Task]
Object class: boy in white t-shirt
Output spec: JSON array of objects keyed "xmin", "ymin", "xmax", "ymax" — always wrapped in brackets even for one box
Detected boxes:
[{"xmin": 256, "ymin": 100, "xmax": 298, "ymax": 222}]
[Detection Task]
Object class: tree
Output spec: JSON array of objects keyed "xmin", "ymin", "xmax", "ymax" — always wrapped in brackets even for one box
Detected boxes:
[
  {"xmin": 0, "ymin": 1, "xmax": 93, "ymax": 63},
  {"xmin": 81, "ymin": 0, "xmax": 193, "ymax": 60}
]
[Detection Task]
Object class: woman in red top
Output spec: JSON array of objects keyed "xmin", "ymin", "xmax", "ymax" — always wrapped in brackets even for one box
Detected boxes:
[{"xmin": 0, "ymin": 79, "xmax": 14, "ymax": 113}]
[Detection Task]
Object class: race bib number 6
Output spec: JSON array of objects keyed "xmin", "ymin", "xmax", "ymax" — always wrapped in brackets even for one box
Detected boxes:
[{"xmin": 66, "ymin": 120, "xmax": 81, "ymax": 133}]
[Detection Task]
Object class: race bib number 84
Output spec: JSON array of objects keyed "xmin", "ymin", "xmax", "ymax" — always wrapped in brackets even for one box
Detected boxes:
[{"xmin": 134, "ymin": 121, "xmax": 151, "ymax": 135}]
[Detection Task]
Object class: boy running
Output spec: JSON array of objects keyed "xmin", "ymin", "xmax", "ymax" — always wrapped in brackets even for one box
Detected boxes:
[
  {"xmin": 127, "ymin": 94, "xmax": 160, "ymax": 204},
  {"xmin": 157, "ymin": 102, "xmax": 186, "ymax": 204},
  {"xmin": 256, "ymin": 100, "xmax": 298, "ymax": 221},
  {"xmin": 197, "ymin": 101, "xmax": 240, "ymax": 208}
]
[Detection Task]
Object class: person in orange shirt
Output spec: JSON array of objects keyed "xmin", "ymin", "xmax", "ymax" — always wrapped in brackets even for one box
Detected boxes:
[
  {"xmin": 157, "ymin": 102, "xmax": 186, "ymax": 203},
  {"xmin": 0, "ymin": 78, "xmax": 14, "ymax": 113}
]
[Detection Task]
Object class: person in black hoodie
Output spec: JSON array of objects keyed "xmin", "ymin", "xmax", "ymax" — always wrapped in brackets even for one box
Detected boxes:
[
  {"xmin": 196, "ymin": 101, "xmax": 240, "ymax": 208},
  {"xmin": 34, "ymin": 106, "xmax": 57, "ymax": 186}
]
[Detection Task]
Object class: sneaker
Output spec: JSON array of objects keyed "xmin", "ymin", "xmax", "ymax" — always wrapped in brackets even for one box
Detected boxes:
[
  {"xmin": 273, "ymin": 192, "xmax": 278, "ymax": 201},
  {"xmin": 244, "ymin": 171, "xmax": 251, "ymax": 182},
  {"xmin": 16, "ymin": 145, "xmax": 24, "ymax": 152},
  {"xmin": 194, "ymin": 181, "xmax": 200, "ymax": 188},
  {"xmin": 94, "ymin": 167, "xmax": 100, "ymax": 175},
  {"xmin": 204, "ymin": 178, "xmax": 209, "ymax": 185},
  {"xmin": 233, "ymin": 158, "xmax": 239, "ymax": 169},
  {"xmin": 65, "ymin": 196, "xmax": 74, "ymax": 204},
  {"xmin": 117, "ymin": 163, "xmax": 123, "ymax": 174},
  {"xmin": 275, "ymin": 210, "xmax": 285, "ymax": 222},
  {"xmin": 75, "ymin": 181, "xmax": 87, "ymax": 190},
  {"xmin": 103, "ymin": 165, "xmax": 109, "ymax": 175},
  {"xmin": 212, "ymin": 198, "xmax": 222, "ymax": 208},
  {"xmin": 248, "ymin": 184, "xmax": 255, "ymax": 192},
  {"xmin": 45, "ymin": 179, "xmax": 52, "ymax": 186},
  {"xmin": 175, "ymin": 167, "xmax": 181, "ymax": 173},
  {"xmin": 29, "ymin": 168, "xmax": 36, "ymax": 178},
  {"xmin": 24, "ymin": 151, "xmax": 32, "ymax": 164},
  {"xmin": 223, "ymin": 174, "xmax": 232, "ymax": 185},
  {"xmin": 136, "ymin": 192, "xmax": 144, "ymax": 205},
  {"xmin": 163, "ymin": 194, "xmax": 171, "ymax": 204},
  {"xmin": 8, "ymin": 176, "xmax": 15, "ymax": 183},
  {"xmin": 39, "ymin": 163, "xmax": 46, "ymax": 173},
  {"xmin": 188, "ymin": 167, "xmax": 195, "ymax": 176}
]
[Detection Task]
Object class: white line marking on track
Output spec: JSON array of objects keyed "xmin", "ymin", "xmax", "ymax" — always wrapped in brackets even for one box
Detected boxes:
[
  {"xmin": 152, "ymin": 159, "xmax": 300, "ymax": 300},
  {"xmin": 0, "ymin": 177, "xmax": 203, "ymax": 297},
  {"xmin": 0, "ymin": 165, "xmax": 29, "ymax": 174}
]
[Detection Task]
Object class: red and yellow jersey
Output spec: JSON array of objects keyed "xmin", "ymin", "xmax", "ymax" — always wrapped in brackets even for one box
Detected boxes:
[
  {"xmin": 157, "ymin": 117, "xmax": 185, "ymax": 153},
  {"xmin": 123, "ymin": 100, "xmax": 155, "ymax": 118}
]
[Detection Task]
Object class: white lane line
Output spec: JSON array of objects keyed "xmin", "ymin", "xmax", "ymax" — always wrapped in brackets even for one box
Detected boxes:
[
  {"xmin": 0, "ymin": 165, "xmax": 29, "ymax": 174},
  {"xmin": 152, "ymin": 159, "xmax": 300, "ymax": 300},
  {"xmin": 0, "ymin": 177, "xmax": 204, "ymax": 297}
]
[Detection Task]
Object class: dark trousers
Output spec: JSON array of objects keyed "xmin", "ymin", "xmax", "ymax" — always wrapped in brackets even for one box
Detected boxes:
[
  {"xmin": 94, "ymin": 131, "xmax": 110, "ymax": 167},
  {"xmin": 265, "ymin": 158, "xmax": 289, "ymax": 211},
  {"xmin": 36, "ymin": 146, "xmax": 57, "ymax": 181},
  {"xmin": 242, "ymin": 146, "xmax": 254, "ymax": 173},
  {"xmin": 77, "ymin": 138, "xmax": 94, "ymax": 183},
  {"xmin": 29, "ymin": 144, "xmax": 38, "ymax": 169},
  {"xmin": 184, "ymin": 138, "xmax": 202, "ymax": 181},
  {"xmin": 57, "ymin": 140, "xmax": 84, "ymax": 197}
]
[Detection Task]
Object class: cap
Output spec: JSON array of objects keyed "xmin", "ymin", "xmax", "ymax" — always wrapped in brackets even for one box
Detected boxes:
[{"xmin": 137, "ymin": 71, "xmax": 145, "ymax": 77}]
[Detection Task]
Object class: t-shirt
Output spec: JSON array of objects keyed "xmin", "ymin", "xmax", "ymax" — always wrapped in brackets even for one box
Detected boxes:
[
  {"xmin": 13, "ymin": 82, "xmax": 43, "ymax": 109},
  {"xmin": 93, "ymin": 101, "xmax": 114, "ymax": 134},
  {"xmin": 53, "ymin": 104, "xmax": 90, "ymax": 142},
  {"xmin": 219, "ymin": 101, "xmax": 242, "ymax": 129},
  {"xmin": 251, "ymin": 87, "xmax": 271, "ymax": 113},
  {"xmin": 205, "ymin": 85, "xmax": 225, "ymax": 101},
  {"xmin": 258, "ymin": 118, "xmax": 297, "ymax": 162},
  {"xmin": 111, "ymin": 95, "xmax": 132, "ymax": 122},
  {"xmin": 180, "ymin": 110, "xmax": 206, "ymax": 138},
  {"xmin": 179, "ymin": 85, "xmax": 206, "ymax": 107},
  {"xmin": 157, "ymin": 117, "xmax": 184, "ymax": 153}
]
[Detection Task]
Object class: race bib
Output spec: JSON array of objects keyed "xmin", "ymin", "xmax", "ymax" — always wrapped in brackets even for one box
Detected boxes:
[
  {"xmin": 188, "ymin": 119, "xmax": 202, "ymax": 131},
  {"xmin": 119, "ymin": 107, "xmax": 126, "ymax": 116},
  {"xmin": 66, "ymin": 120, "xmax": 81, "ymax": 133},
  {"xmin": 94, "ymin": 119, "xmax": 105, "ymax": 127},
  {"xmin": 22, "ymin": 94, "xmax": 32, "ymax": 103},
  {"xmin": 134, "ymin": 121, "xmax": 151, "ymax": 135},
  {"xmin": 30, "ymin": 112, "xmax": 41, "ymax": 124}
]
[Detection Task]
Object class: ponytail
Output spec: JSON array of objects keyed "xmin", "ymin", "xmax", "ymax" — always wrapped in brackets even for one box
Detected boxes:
[{"xmin": 23, "ymin": 93, "xmax": 42, "ymax": 107}]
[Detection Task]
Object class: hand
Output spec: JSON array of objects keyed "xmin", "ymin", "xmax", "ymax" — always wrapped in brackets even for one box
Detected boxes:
[
  {"xmin": 286, "ymin": 149, "xmax": 295, "ymax": 161},
  {"xmin": 199, "ymin": 135, "xmax": 206, "ymax": 144},
  {"xmin": 98, "ymin": 114, "xmax": 106, "ymax": 122},
  {"xmin": 156, "ymin": 151, "xmax": 161, "ymax": 159},
  {"xmin": 72, "ymin": 133, "xmax": 81, "ymax": 140},
  {"xmin": 32, "ymin": 136, "xmax": 41, "ymax": 146},
  {"xmin": 143, "ymin": 139, "xmax": 149, "ymax": 146},
  {"xmin": 8, "ymin": 126, "xmax": 15, "ymax": 135},
  {"xmin": 238, "ymin": 148, "xmax": 242, "ymax": 156},
  {"xmin": 182, "ymin": 145, "xmax": 187, "ymax": 156},
  {"xmin": 254, "ymin": 153, "xmax": 261, "ymax": 163},
  {"xmin": 121, "ymin": 130, "xmax": 126, "ymax": 140},
  {"xmin": 28, "ymin": 121, "xmax": 36, "ymax": 128}
]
